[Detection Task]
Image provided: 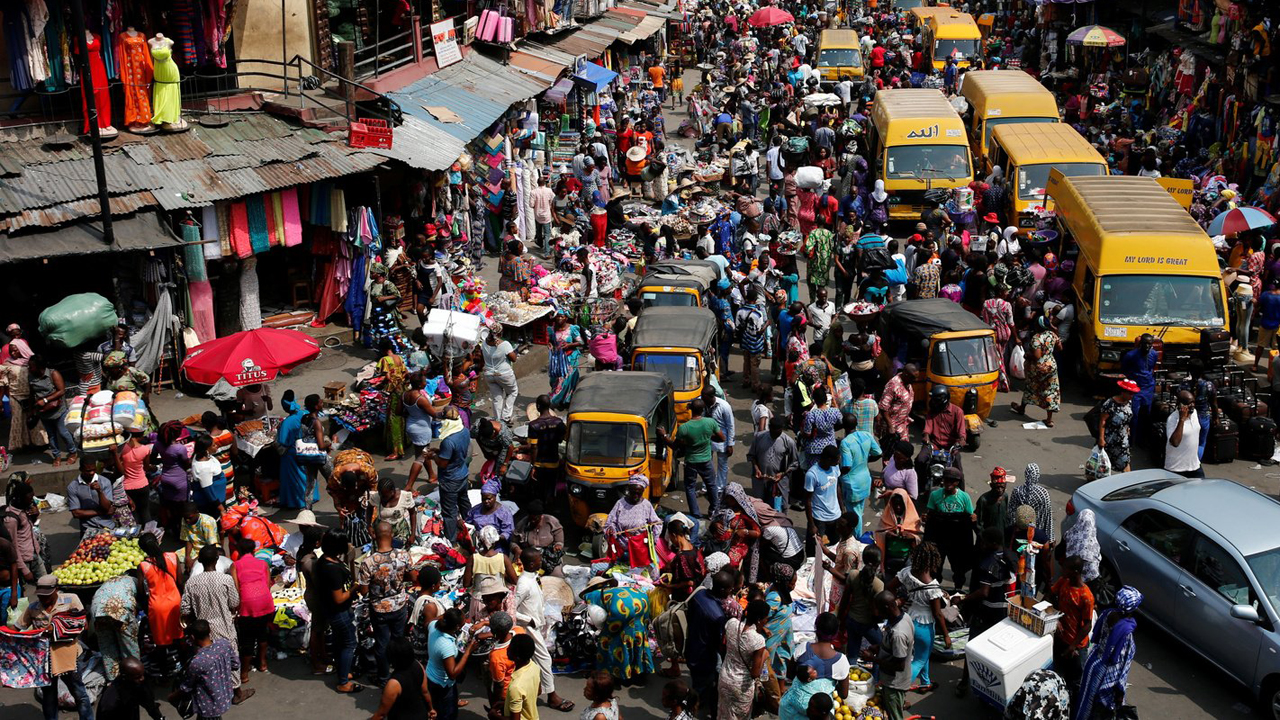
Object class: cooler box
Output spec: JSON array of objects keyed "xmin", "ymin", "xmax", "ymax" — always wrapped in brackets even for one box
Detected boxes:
[
  {"xmin": 965, "ymin": 618, "xmax": 1053, "ymax": 708},
  {"xmin": 421, "ymin": 310, "xmax": 483, "ymax": 356}
]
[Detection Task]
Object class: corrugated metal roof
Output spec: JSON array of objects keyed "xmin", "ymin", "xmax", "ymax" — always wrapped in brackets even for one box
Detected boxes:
[
  {"xmin": 389, "ymin": 53, "xmax": 553, "ymax": 143},
  {"xmin": 365, "ymin": 115, "xmax": 467, "ymax": 172},
  {"xmin": 0, "ymin": 113, "xmax": 386, "ymax": 225},
  {"xmin": 0, "ymin": 211, "xmax": 182, "ymax": 263},
  {"xmin": 508, "ymin": 51, "xmax": 569, "ymax": 84},
  {"xmin": 623, "ymin": 16, "xmax": 666, "ymax": 42},
  {"xmin": 0, "ymin": 192, "xmax": 157, "ymax": 233}
]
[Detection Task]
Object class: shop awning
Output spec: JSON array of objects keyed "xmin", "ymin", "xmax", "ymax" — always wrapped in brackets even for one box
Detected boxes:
[
  {"xmin": 509, "ymin": 51, "xmax": 570, "ymax": 84},
  {"xmin": 619, "ymin": 1, "xmax": 683, "ymax": 20},
  {"xmin": 389, "ymin": 53, "xmax": 555, "ymax": 143},
  {"xmin": 622, "ymin": 15, "xmax": 666, "ymax": 42},
  {"xmin": 367, "ymin": 116, "xmax": 468, "ymax": 171},
  {"xmin": 544, "ymin": 78, "xmax": 575, "ymax": 104},
  {"xmin": 574, "ymin": 62, "xmax": 619, "ymax": 90},
  {"xmin": 0, "ymin": 211, "xmax": 182, "ymax": 264}
]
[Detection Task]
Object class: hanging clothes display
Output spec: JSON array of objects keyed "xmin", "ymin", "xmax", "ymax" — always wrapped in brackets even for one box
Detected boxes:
[
  {"xmin": 4, "ymin": 0, "xmax": 52, "ymax": 92},
  {"xmin": 117, "ymin": 31, "xmax": 153, "ymax": 127},
  {"xmin": 201, "ymin": 206, "xmax": 223, "ymax": 260},
  {"xmin": 203, "ymin": 0, "xmax": 232, "ymax": 68},
  {"xmin": 182, "ymin": 221, "xmax": 218, "ymax": 345},
  {"xmin": 239, "ymin": 258, "xmax": 263, "ymax": 330},
  {"xmin": 44, "ymin": 0, "xmax": 72, "ymax": 87},
  {"xmin": 282, "ymin": 188, "xmax": 303, "ymax": 246},
  {"xmin": 78, "ymin": 32, "xmax": 113, "ymax": 134},
  {"xmin": 172, "ymin": 0, "xmax": 205, "ymax": 65},
  {"xmin": 230, "ymin": 201, "xmax": 252, "ymax": 258},
  {"xmin": 149, "ymin": 38, "xmax": 181, "ymax": 125},
  {"xmin": 345, "ymin": 252, "xmax": 369, "ymax": 335}
]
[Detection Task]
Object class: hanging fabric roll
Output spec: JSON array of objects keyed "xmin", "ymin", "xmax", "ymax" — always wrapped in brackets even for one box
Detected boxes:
[
  {"xmin": 245, "ymin": 195, "xmax": 271, "ymax": 254},
  {"xmin": 345, "ymin": 252, "xmax": 368, "ymax": 335},
  {"xmin": 182, "ymin": 221, "xmax": 217, "ymax": 344},
  {"xmin": 270, "ymin": 192, "xmax": 286, "ymax": 246},
  {"xmin": 239, "ymin": 257, "xmax": 262, "ymax": 330},
  {"xmin": 331, "ymin": 188, "xmax": 348, "ymax": 233},
  {"xmin": 229, "ymin": 201, "xmax": 252, "ymax": 258},
  {"xmin": 201, "ymin": 206, "xmax": 223, "ymax": 260},
  {"xmin": 282, "ymin": 188, "xmax": 303, "ymax": 247}
]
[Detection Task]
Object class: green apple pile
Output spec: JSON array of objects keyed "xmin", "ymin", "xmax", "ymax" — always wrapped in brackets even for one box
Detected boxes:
[{"xmin": 54, "ymin": 536, "xmax": 145, "ymax": 586}]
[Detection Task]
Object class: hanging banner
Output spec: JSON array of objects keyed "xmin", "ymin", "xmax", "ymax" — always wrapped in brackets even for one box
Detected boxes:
[{"xmin": 432, "ymin": 19, "xmax": 463, "ymax": 68}]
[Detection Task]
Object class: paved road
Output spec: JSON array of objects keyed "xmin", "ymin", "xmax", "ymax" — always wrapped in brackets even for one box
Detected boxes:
[{"xmin": 4, "ymin": 74, "xmax": 1275, "ymax": 720}]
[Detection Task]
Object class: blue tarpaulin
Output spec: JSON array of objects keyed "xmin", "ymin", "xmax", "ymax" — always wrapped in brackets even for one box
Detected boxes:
[{"xmin": 573, "ymin": 62, "xmax": 619, "ymax": 90}]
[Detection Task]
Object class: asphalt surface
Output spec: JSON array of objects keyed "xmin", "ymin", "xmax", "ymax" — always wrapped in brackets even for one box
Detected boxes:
[{"xmin": 3, "ymin": 74, "xmax": 1276, "ymax": 720}]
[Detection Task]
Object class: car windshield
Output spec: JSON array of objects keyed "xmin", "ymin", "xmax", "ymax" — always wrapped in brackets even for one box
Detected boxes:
[
  {"xmin": 1098, "ymin": 275, "xmax": 1225, "ymax": 328},
  {"xmin": 1018, "ymin": 162, "xmax": 1106, "ymax": 201},
  {"xmin": 885, "ymin": 145, "xmax": 970, "ymax": 180},
  {"xmin": 983, "ymin": 116, "xmax": 1056, "ymax": 149},
  {"xmin": 567, "ymin": 422, "xmax": 646, "ymax": 467},
  {"xmin": 930, "ymin": 336, "xmax": 999, "ymax": 376},
  {"xmin": 634, "ymin": 353, "xmax": 701, "ymax": 391},
  {"xmin": 819, "ymin": 48, "xmax": 861, "ymax": 68},
  {"xmin": 935, "ymin": 38, "xmax": 979, "ymax": 61},
  {"xmin": 641, "ymin": 291, "xmax": 695, "ymax": 308},
  {"xmin": 1247, "ymin": 548, "xmax": 1280, "ymax": 614}
]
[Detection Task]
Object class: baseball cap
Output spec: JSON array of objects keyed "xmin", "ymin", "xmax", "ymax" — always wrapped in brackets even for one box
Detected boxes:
[{"xmin": 36, "ymin": 575, "xmax": 58, "ymax": 595}]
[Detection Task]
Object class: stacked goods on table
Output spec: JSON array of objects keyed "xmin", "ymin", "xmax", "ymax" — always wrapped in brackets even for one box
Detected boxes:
[
  {"xmin": 53, "ymin": 535, "xmax": 144, "ymax": 586},
  {"xmin": 235, "ymin": 417, "xmax": 282, "ymax": 457},
  {"xmin": 66, "ymin": 390, "xmax": 148, "ymax": 452}
]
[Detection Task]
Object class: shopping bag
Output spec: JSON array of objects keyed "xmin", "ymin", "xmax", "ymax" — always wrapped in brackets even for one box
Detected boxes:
[
  {"xmin": 1009, "ymin": 343, "xmax": 1026, "ymax": 380},
  {"xmin": 833, "ymin": 373, "xmax": 852, "ymax": 410},
  {"xmin": 1084, "ymin": 445, "xmax": 1112, "ymax": 481}
]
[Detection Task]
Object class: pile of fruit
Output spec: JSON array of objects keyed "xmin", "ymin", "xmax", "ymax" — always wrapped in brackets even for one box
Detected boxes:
[
  {"xmin": 53, "ymin": 535, "xmax": 145, "ymax": 586},
  {"xmin": 832, "ymin": 691, "xmax": 855, "ymax": 719},
  {"xmin": 848, "ymin": 667, "xmax": 872, "ymax": 683}
]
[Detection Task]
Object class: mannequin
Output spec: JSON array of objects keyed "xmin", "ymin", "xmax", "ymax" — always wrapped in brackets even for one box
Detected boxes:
[
  {"xmin": 80, "ymin": 31, "xmax": 118, "ymax": 138},
  {"xmin": 149, "ymin": 33, "xmax": 187, "ymax": 132},
  {"xmin": 118, "ymin": 27, "xmax": 155, "ymax": 134}
]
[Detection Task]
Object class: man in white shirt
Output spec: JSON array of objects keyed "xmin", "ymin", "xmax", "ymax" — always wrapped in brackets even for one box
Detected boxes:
[
  {"xmin": 514, "ymin": 549, "xmax": 571, "ymax": 710},
  {"xmin": 1164, "ymin": 391, "xmax": 1203, "ymax": 478},
  {"xmin": 793, "ymin": 33, "xmax": 809, "ymax": 60},
  {"xmin": 766, "ymin": 137, "xmax": 786, "ymax": 189},
  {"xmin": 808, "ymin": 287, "xmax": 834, "ymax": 343},
  {"xmin": 530, "ymin": 176, "xmax": 556, "ymax": 254}
]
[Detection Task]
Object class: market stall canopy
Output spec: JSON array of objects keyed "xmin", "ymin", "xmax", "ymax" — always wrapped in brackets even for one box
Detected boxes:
[
  {"xmin": 748, "ymin": 7, "xmax": 794, "ymax": 27},
  {"xmin": 182, "ymin": 327, "xmax": 321, "ymax": 386},
  {"xmin": 544, "ymin": 78, "xmax": 576, "ymax": 104},
  {"xmin": 1066, "ymin": 25, "xmax": 1126, "ymax": 47},
  {"xmin": 1207, "ymin": 206, "xmax": 1277, "ymax": 236},
  {"xmin": 574, "ymin": 62, "xmax": 620, "ymax": 90},
  {"xmin": 0, "ymin": 211, "xmax": 182, "ymax": 264}
]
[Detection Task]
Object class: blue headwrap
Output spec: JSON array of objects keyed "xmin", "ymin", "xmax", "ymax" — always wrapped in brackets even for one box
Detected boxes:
[{"xmin": 1115, "ymin": 585, "xmax": 1143, "ymax": 613}]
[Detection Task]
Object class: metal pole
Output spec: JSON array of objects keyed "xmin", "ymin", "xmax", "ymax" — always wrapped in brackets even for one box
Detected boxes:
[
  {"xmin": 282, "ymin": 0, "xmax": 289, "ymax": 97},
  {"xmin": 68, "ymin": 0, "xmax": 114, "ymax": 247}
]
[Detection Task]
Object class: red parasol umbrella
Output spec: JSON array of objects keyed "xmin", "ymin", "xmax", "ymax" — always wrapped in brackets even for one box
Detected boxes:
[
  {"xmin": 181, "ymin": 328, "xmax": 321, "ymax": 387},
  {"xmin": 748, "ymin": 7, "xmax": 794, "ymax": 27}
]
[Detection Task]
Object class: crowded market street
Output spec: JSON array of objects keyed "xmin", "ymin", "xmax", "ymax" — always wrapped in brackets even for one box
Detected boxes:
[{"xmin": 1, "ymin": 1, "xmax": 1279, "ymax": 720}]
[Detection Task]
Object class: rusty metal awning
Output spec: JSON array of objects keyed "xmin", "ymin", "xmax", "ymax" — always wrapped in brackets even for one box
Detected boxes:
[{"xmin": 0, "ymin": 211, "xmax": 183, "ymax": 264}]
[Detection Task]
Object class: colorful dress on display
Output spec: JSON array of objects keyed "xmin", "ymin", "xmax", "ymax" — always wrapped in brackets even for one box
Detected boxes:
[
  {"xmin": 581, "ymin": 586, "xmax": 655, "ymax": 680},
  {"xmin": 117, "ymin": 32, "xmax": 153, "ymax": 126},
  {"xmin": 79, "ymin": 33, "xmax": 112, "ymax": 133},
  {"xmin": 150, "ymin": 43, "xmax": 181, "ymax": 125}
]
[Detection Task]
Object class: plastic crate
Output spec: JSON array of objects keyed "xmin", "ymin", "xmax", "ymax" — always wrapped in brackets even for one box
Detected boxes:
[
  {"xmin": 348, "ymin": 118, "xmax": 393, "ymax": 149},
  {"xmin": 1005, "ymin": 593, "xmax": 1063, "ymax": 637}
]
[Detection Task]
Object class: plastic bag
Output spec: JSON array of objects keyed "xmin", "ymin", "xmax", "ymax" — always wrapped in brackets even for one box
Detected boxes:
[
  {"xmin": 1085, "ymin": 445, "xmax": 1112, "ymax": 481},
  {"xmin": 37, "ymin": 293, "xmax": 119, "ymax": 349},
  {"xmin": 1009, "ymin": 343, "xmax": 1027, "ymax": 380},
  {"xmin": 795, "ymin": 166, "xmax": 824, "ymax": 189},
  {"xmin": 833, "ymin": 373, "xmax": 852, "ymax": 410}
]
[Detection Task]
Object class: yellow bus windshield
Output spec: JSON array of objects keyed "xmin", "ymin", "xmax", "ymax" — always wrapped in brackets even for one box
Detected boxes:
[
  {"xmin": 1016, "ymin": 162, "xmax": 1105, "ymax": 201},
  {"xmin": 1098, "ymin": 275, "xmax": 1226, "ymax": 327},
  {"xmin": 886, "ymin": 145, "xmax": 970, "ymax": 180}
]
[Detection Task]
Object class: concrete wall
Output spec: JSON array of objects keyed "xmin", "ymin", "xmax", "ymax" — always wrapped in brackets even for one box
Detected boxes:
[{"xmin": 233, "ymin": 0, "xmax": 316, "ymax": 91}]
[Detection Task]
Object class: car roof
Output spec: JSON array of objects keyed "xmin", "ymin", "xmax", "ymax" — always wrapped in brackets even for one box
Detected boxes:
[
  {"xmin": 1149, "ymin": 478, "xmax": 1280, "ymax": 556},
  {"xmin": 1085, "ymin": 472, "xmax": 1280, "ymax": 557}
]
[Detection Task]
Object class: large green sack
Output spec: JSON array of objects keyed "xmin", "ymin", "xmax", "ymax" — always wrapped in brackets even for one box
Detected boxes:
[{"xmin": 38, "ymin": 293, "xmax": 119, "ymax": 349}]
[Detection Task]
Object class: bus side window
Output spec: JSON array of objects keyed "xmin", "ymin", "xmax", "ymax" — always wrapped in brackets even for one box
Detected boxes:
[{"xmin": 1081, "ymin": 269, "xmax": 1096, "ymax": 312}]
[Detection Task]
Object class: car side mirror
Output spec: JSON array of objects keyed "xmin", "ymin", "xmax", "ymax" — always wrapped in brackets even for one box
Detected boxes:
[{"xmin": 1231, "ymin": 604, "xmax": 1261, "ymax": 624}]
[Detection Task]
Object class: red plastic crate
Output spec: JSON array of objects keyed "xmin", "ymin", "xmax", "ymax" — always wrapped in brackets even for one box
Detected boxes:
[{"xmin": 348, "ymin": 118, "xmax": 393, "ymax": 149}]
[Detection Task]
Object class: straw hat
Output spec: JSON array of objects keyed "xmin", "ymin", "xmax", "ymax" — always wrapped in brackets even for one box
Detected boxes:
[
  {"xmin": 476, "ymin": 574, "xmax": 508, "ymax": 597},
  {"xmin": 626, "ymin": 145, "xmax": 648, "ymax": 162},
  {"xmin": 287, "ymin": 509, "xmax": 325, "ymax": 527}
]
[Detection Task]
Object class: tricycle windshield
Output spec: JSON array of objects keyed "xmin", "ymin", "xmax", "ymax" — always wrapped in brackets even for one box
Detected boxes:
[
  {"xmin": 567, "ymin": 422, "xmax": 646, "ymax": 467},
  {"xmin": 930, "ymin": 336, "xmax": 999, "ymax": 376}
]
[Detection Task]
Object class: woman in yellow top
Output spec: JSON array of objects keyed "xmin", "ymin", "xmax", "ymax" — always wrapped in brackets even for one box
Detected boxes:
[{"xmin": 377, "ymin": 342, "xmax": 410, "ymax": 460}]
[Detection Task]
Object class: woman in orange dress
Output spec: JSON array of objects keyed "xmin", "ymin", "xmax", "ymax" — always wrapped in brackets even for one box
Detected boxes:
[{"xmin": 138, "ymin": 532, "xmax": 184, "ymax": 658}]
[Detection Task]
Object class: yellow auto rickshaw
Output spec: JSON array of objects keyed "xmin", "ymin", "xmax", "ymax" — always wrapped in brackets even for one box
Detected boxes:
[
  {"xmin": 630, "ymin": 307, "xmax": 719, "ymax": 423},
  {"xmin": 878, "ymin": 299, "xmax": 999, "ymax": 448},
  {"xmin": 634, "ymin": 259, "xmax": 720, "ymax": 308},
  {"xmin": 564, "ymin": 371, "xmax": 676, "ymax": 528}
]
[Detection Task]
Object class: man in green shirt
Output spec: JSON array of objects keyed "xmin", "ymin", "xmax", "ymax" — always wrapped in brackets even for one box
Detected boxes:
[
  {"xmin": 974, "ymin": 467, "xmax": 1010, "ymax": 542},
  {"xmin": 924, "ymin": 467, "xmax": 976, "ymax": 589},
  {"xmin": 658, "ymin": 398, "xmax": 724, "ymax": 518}
]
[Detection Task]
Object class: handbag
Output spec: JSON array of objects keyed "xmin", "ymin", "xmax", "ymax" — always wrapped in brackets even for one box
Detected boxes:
[
  {"xmin": 294, "ymin": 439, "xmax": 327, "ymax": 465},
  {"xmin": 50, "ymin": 610, "xmax": 88, "ymax": 643}
]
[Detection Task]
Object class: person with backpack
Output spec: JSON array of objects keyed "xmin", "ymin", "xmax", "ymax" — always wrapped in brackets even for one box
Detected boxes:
[{"xmin": 672, "ymin": 569, "xmax": 733, "ymax": 717}]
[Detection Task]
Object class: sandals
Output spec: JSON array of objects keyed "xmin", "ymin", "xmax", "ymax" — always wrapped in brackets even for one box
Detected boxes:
[
  {"xmin": 1009, "ymin": 402, "xmax": 1026, "ymax": 415},
  {"xmin": 335, "ymin": 683, "xmax": 365, "ymax": 694},
  {"xmin": 552, "ymin": 699, "xmax": 575, "ymax": 712}
]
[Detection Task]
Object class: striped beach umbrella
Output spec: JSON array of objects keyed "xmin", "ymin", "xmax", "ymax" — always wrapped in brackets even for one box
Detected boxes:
[
  {"xmin": 1066, "ymin": 25, "xmax": 1126, "ymax": 48},
  {"xmin": 1207, "ymin": 206, "xmax": 1278, "ymax": 237}
]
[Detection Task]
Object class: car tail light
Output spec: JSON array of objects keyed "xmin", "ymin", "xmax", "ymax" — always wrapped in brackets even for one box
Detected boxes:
[{"xmin": 1065, "ymin": 499, "xmax": 1075, "ymax": 516}]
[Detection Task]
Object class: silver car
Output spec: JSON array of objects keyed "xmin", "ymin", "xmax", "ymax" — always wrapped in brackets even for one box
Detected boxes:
[{"xmin": 1065, "ymin": 470, "xmax": 1280, "ymax": 718}]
